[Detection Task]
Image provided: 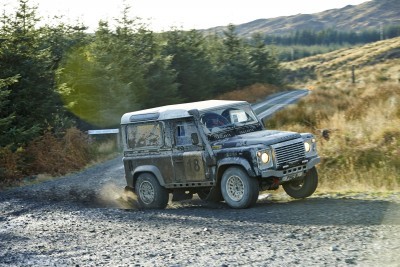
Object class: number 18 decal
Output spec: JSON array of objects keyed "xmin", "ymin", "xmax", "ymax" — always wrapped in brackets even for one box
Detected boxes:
[
  {"xmin": 186, "ymin": 158, "xmax": 201, "ymax": 172},
  {"xmin": 183, "ymin": 153, "xmax": 205, "ymax": 180}
]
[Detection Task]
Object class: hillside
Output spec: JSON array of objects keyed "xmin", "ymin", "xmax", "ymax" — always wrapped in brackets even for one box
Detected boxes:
[
  {"xmin": 283, "ymin": 36, "xmax": 400, "ymax": 86},
  {"xmin": 205, "ymin": 0, "xmax": 400, "ymax": 37},
  {"xmin": 269, "ymin": 37, "xmax": 400, "ymax": 191}
]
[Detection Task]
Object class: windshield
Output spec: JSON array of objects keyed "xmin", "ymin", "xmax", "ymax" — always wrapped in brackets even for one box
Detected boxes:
[{"xmin": 199, "ymin": 104, "xmax": 261, "ymax": 137}]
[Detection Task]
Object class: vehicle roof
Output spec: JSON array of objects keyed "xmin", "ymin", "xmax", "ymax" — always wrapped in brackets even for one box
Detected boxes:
[{"xmin": 121, "ymin": 100, "xmax": 248, "ymax": 124}]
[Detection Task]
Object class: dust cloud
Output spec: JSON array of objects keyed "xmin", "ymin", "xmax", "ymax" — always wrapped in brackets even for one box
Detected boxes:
[
  {"xmin": 39, "ymin": 183, "xmax": 139, "ymax": 209},
  {"xmin": 97, "ymin": 183, "xmax": 139, "ymax": 209}
]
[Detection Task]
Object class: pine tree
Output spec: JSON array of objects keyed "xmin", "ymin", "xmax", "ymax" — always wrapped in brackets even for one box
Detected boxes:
[
  {"xmin": 0, "ymin": 76, "xmax": 19, "ymax": 147},
  {"xmin": 249, "ymin": 34, "xmax": 281, "ymax": 85},
  {"xmin": 163, "ymin": 29, "xmax": 217, "ymax": 102},
  {"xmin": 114, "ymin": 6, "xmax": 181, "ymax": 108},
  {"xmin": 217, "ymin": 24, "xmax": 253, "ymax": 92},
  {"xmin": 0, "ymin": 0, "xmax": 61, "ymax": 147},
  {"xmin": 57, "ymin": 21, "xmax": 145, "ymax": 128}
]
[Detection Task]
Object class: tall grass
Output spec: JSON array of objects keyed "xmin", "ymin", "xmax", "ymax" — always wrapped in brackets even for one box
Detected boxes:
[
  {"xmin": 268, "ymin": 82, "xmax": 400, "ymax": 191},
  {"xmin": 270, "ymin": 38, "xmax": 400, "ymax": 192},
  {"xmin": 215, "ymin": 37, "xmax": 400, "ymax": 193}
]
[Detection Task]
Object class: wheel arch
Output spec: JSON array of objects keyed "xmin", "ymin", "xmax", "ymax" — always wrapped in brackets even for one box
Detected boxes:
[
  {"xmin": 216, "ymin": 157, "xmax": 257, "ymax": 185},
  {"xmin": 128, "ymin": 165, "xmax": 166, "ymax": 189}
]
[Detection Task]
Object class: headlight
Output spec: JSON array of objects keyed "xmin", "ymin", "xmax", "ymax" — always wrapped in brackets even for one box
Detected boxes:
[
  {"xmin": 261, "ymin": 152, "xmax": 269, "ymax": 163},
  {"xmin": 257, "ymin": 151, "xmax": 270, "ymax": 163},
  {"xmin": 304, "ymin": 141, "xmax": 311, "ymax": 152}
]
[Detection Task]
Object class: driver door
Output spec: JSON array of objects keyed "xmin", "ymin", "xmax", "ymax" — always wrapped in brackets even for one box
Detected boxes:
[{"xmin": 171, "ymin": 119, "xmax": 207, "ymax": 183}]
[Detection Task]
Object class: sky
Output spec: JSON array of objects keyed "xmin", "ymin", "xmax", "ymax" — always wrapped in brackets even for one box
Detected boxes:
[{"xmin": 3, "ymin": 0, "xmax": 371, "ymax": 32}]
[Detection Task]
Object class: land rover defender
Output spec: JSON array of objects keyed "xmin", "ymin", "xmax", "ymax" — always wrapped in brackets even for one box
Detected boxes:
[{"xmin": 121, "ymin": 100, "xmax": 320, "ymax": 209}]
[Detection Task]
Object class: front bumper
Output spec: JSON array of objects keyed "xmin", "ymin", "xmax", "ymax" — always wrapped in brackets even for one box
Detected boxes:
[{"xmin": 260, "ymin": 156, "xmax": 320, "ymax": 179}]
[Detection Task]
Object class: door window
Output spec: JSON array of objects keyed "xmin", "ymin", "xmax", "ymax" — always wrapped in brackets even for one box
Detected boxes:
[{"xmin": 175, "ymin": 121, "xmax": 201, "ymax": 147}]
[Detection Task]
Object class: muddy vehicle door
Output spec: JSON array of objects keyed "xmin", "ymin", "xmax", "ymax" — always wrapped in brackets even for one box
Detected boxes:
[{"xmin": 171, "ymin": 118, "xmax": 208, "ymax": 183}]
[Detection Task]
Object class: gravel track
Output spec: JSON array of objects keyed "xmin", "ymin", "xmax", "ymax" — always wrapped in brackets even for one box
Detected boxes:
[{"xmin": 1, "ymin": 157, "xmax": 399, "ymax": 267}]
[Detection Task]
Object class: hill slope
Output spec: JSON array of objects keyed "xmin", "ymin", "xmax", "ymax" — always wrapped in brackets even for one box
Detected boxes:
[
  {"xmin": 268, "ymin": 37, "xmax": 400, "ymax": 191},
  {"xmin": 283, "ymin": 36, "xmax": 400, "ymax": 86},
  {"xmin": 205, "ymin": 0, "xmax": 400, "ymax": 37}
]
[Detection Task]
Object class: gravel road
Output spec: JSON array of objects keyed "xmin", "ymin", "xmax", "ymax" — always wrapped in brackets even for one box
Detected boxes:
[{"xmin": 1, "ymin": 157, "xmax": 399, "ymax": 267}]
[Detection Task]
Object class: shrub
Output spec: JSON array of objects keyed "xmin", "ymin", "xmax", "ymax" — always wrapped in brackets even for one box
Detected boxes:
[
  {"xmin": 0, "ymin": 127, "xmax": 96, "ymax": 189},
  {"xmin": 25, "ymin": 127, "xmax": 91, "ymax": 176},
  {"xmin": 0, "ymin": 147, "xmax": 22, "ymax": 188}
]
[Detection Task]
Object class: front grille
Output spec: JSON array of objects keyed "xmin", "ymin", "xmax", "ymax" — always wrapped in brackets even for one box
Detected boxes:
[{"xmin": 273, "ymin": 140, "xmax": 305, "ymax": 167}]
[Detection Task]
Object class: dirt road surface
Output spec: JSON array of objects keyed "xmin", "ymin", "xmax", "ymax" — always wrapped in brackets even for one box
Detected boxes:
[{"xmin": 1, "ymin": 157, "xmax": 399, "ymax": 266}]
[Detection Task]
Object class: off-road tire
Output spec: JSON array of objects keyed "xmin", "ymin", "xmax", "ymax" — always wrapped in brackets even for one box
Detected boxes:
[
  {"xmin": 282, "ymin": 167, "xmax": 318, "ymax": 199},
  {"xmin": 135, "ymin": 173, "xmax": 169, "ymax": 209},
  {"xmin": 221, "ymin": 167, "xmax": 259, "ymax": 209}
]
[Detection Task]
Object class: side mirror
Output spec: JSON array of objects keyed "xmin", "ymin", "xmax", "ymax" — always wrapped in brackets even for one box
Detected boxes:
[{"xmin": 191, "ymin": 133, "xmax": 199, "ymax": 145}]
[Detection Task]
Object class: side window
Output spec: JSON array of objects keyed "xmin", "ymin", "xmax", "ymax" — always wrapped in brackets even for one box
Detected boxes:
[
  {"xmin": 175, "ymin": 121, "xmax": 201, "ymax": 146},
  {"xmin": 126, "ymin": 123, "xmax": 163, "ymax": 149}
]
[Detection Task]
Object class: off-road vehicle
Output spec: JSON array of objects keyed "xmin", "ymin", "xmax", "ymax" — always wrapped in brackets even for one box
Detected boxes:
[{"xmin": 121, "ymin": 100, "xmax": 320, "ymax": 209}]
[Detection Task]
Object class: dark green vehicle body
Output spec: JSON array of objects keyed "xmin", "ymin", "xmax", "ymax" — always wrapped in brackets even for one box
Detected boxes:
[{"xmin": 121, "ymin": 100, "xmax": 320, "ymax": 209}]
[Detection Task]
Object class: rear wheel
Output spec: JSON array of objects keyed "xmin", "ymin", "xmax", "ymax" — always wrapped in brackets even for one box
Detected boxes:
[
  {"xmin": 282, "ymin": 167, "xmax": 318, "ymax": 199},
  {"xmin": 221, "ymin": 167, "xmax": 259, "ymax": 209},
  {"xmin": 135, "ymin": 173, "xmax": 169, "ymax": 209}
]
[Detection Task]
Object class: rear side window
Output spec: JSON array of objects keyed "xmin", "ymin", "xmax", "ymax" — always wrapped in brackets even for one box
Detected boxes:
[{"xmin": 126, "ymin": 123, "xmax": 163, "ymax": 149}]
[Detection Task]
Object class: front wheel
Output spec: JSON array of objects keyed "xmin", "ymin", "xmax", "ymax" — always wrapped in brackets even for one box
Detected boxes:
[
  {"xmin": 282, "ymin": 167, "xmax": 318, "ymax": 199},
  {"xmin": 135, "ymin": 173, "xmax": 169, "ymax": 209},
  {"xmin": 221, "ymin": 167, "xmax": 259, "ymax": 209}
]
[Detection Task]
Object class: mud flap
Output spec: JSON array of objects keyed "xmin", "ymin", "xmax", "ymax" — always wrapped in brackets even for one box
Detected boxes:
[{"xmin": 204, "ymin": 185, "xmax": 223, "ymax": 202}]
